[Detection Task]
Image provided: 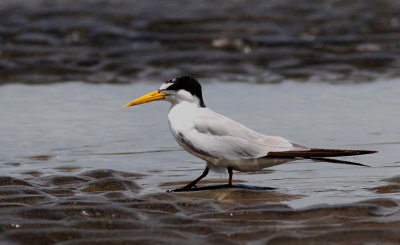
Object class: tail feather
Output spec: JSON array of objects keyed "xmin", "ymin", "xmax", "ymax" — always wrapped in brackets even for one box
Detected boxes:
[
  {"xmin": 307, "ymin": 157, "xmax": 370, "ymax": 167},
  {"xmin": 267, "ymin": 148, "xmax": 377, "ymax": 158}
]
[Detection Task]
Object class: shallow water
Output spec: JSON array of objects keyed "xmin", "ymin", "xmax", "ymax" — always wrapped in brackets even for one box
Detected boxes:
[
  {"xmin": 0, "ymin": 79, "xmax": 399, "ymax": 205},
  {"xmin": 1, "ymin": 79, "xmax": 400, "ymax": 244}
]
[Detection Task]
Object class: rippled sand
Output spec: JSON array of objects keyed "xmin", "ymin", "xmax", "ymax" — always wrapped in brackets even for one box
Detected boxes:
[
  {"xmin": 1, "ymin": 169, "xmax": 399, "ymax": 245},
  {"xmin": 1, "ymin": 0, "xmax": 400, "ymax": 84}
]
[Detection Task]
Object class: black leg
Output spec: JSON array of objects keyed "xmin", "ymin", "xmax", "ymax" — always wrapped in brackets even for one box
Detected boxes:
[
  {"xmin": 171, "ymin": 167, "xmax": 209, "ymax": 192},
  {"xmin": 227, "ymin": 167, "xmax": 233, "ymax": 187}
]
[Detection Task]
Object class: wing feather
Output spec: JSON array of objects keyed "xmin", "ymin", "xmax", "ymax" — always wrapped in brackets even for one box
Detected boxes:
[
  {"xmin": 267, "ymin": 148, "xmax": 377, "ymax": 158},
  {"xmin": 178, "ymin": 108, "xmax": 296, "ymax": 160}
]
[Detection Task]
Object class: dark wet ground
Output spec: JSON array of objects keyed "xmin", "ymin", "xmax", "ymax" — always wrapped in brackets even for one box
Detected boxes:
[
  {"xmin": 1, "ymin": 0, "xmax": 400, "ymax": 84},
  {"xmin": 1, "ymin": 170, "xmax": 400, "ymax": 245}
]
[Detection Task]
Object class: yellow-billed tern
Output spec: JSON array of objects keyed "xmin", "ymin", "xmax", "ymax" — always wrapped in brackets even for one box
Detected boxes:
[{"xmin": 125, "ymin": 76, "xmax": 377, "ymax": 191}]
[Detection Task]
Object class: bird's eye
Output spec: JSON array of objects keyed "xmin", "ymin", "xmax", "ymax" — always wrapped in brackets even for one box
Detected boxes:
[{"xmin": 167, "ymin": 78, "xmax": 176, "ymax": 84}]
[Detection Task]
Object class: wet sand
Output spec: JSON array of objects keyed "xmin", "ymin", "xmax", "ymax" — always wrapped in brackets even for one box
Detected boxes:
[
  {"xmin": 0, "ymin": 169, "xmax": 400, "ymax": 245},
  {"xmin": 1, "ymin": 0, "xmax": 400, "ymax": 84}
]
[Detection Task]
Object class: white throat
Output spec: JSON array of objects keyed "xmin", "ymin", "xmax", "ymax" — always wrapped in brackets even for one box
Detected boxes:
[{"xmin": 165, "ymin": 90, "xmax": 203, "ymax": 108}]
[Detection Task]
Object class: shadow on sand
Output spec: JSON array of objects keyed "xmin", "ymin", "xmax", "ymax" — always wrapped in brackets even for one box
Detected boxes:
[{"xmin": 169, "ymin": 184, "xmax": 276, "ymax": 192}]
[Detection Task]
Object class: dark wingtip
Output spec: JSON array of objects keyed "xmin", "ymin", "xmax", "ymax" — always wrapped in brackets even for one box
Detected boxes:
[
  {"xmin": 307, "ymin": 148, "xmax": 378, "ymax": 157},
  {"xmin": 268, "ymin": 149, "xmax": 378, "ymax": 158},
  {"xmin": 356, "ymin": 150, "xmax": 378, "ymax": 155}
]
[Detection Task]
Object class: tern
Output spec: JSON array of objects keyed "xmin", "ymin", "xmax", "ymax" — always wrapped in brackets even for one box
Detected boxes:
[{"xmin": 125, "ymin": 76, "xmax": 377, "ymax": 191}]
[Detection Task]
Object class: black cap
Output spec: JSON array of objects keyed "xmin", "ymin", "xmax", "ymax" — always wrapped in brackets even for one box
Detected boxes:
[{"xmin": 166, "ymin": 76, "xmax": 206, "ymax": 107}]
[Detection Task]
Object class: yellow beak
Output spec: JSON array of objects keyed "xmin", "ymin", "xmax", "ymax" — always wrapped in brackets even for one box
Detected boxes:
[{"xmin": 124, "ymin": 90, "xmax": 167, "ymax": 107}]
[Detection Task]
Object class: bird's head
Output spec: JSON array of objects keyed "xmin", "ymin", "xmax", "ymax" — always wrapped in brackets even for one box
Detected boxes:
[{"xmin": 124, "ymin": 75, "xmax": 206, "ymax": 108}]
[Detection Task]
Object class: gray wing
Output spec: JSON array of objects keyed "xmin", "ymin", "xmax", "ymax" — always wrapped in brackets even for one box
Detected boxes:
[{"xmin": 180, "ymin": 108, "xmax": 300, "ymax": 160}]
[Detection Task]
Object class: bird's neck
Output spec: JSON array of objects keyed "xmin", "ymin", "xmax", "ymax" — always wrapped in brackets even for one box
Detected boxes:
[
  {"xmin": 169, "ymin": 98, "xmax": 205, "ymax": 109},
  {"xmin": 169, "ymin": 101, "xmax": 203, "ymax": 113}
]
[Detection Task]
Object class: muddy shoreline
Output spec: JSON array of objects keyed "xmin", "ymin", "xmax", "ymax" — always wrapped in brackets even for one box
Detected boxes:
[
  {"xmin": 1, "ymin": 169, "xmax": 400, "ymax": 245},
  {"xmin": 1, "ymin": 0, "xmax": 400, "ymax": 84}
]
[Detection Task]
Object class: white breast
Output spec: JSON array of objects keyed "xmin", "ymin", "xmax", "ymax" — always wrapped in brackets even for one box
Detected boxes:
[{"xmin": 168, "ymin": 102, "xmax": 214, "ymax": 161}]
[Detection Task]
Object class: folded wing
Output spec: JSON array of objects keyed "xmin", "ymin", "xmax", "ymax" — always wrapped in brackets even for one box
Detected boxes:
[
  {"xmin": 183, "ymin": 109, "xmax": 296, "ymax": 160},
  {"xmin": 180, "ymin": 108, "xmax": 377, "ymax": 163}
]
